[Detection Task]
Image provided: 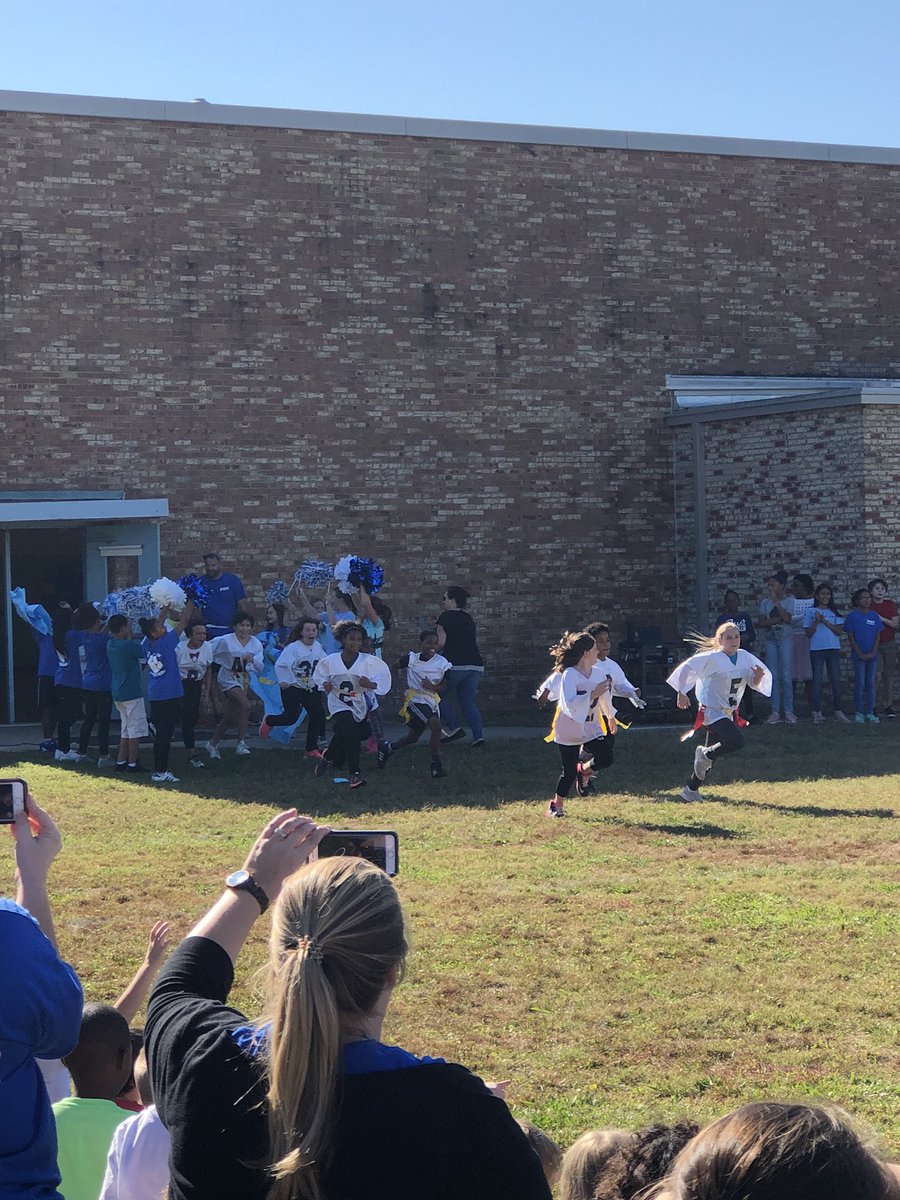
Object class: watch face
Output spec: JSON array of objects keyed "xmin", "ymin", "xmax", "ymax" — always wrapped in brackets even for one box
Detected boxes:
[{"xmin": 226, "ymin": 869, "xmax": 250, "ymax": 887}]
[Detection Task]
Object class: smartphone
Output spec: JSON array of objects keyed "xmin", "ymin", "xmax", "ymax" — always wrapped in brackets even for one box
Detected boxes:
[
  {"xmin": 314, "ymin": 830, "xmax": 399, "ymax": 876},
  {"xmin": 0, "ymin": 779, "xmax": 27, "ymax": 825}
]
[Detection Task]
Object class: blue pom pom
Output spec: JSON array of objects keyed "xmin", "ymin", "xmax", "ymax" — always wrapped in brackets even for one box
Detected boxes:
[
  {"xmin": 266, "ymin": 581, "xmax": 291, "ymax": 606},
  {"xmin": 348, "ymin": 556, "xmax": 385, "ymax": 594},
  {"xmin": 295, "ymin": 558, "xmax": 334, "ymax": 589},
  {"xmin": 178, "ymin": 574, "xmax": 211, "ymax": 609},
  {"xmin": 102, "ymin": 586, "xmax": 158, "ymax": 621}
]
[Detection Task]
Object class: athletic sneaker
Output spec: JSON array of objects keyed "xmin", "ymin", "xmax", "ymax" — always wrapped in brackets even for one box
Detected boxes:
[
  {"xmin": 765, "ymin": 713, "xmax": 782, "ymax": 725},
  {"xmin": 680, "ymin": 786, "xmax": 703, "ymax": 802},
  {"xmin": 206, "ymin": 741, "xmax": 222, "ymax": 760},
  {"xmin": 575, "ymin": 761, "xmax": 592, "ymax": 797},
  {"xmin": 813, "ymin": 711, "xmax": 825, "ymax": 724},
  {"xmin": 314, "ymin": 757, "xmax": 329, "ymax": 778},
  {"xmin": 259, "ymin": 719, "xmax": 271, "ymax": 739},
  {"xmin": 73, "ymin": 753, "xmax": 90, "ymax": 763},
  {"xmin": 349, "ymin": 772, "xmax": 367, "ymax": 789},
  {"xmin": 430, "ymin": 758, "xmax": 446, "ymax": 779},
  {"xmin": 97, "ymin": 757, "xmax": 114, "ymax": 768},
  {"xmin": 189, "ymin": 757, "xmax": 205, "ymax": 768},
  {"xmin": 854, "ymin": 712, "xmax": 866, "ymax": 724},
  {"xmin": 151, "ymin": 771, "xmax": 180, "ymax": 783},
  {"xmin": 38, "ymin": 738, "xmax": 57, "ymax": 754},
  {"xmin": 470, "ymin": 738, "xmax": 485, "ymax": 748},
  {"xmin": 115, "ymin": 761, "xmax": 129, "ymax": 772},
  {"xmin": 693, "ymin": 744, "xmax": 714, "ymax": 782},
  {"xmin": 784, "ymin": 712, "xmax": 798, "ymax": 725},
  {"xmin": 440, "ymin": 729, "xmax": 466, "ymax": 745},
  {"xmin": 235, "ymin": 741, "xmax": 251, "ymax": 756},
  {"xmin": 866, "ymin": 713, "xmax": 880, "ymax": 723},
  {"xmin": 304, "ymin": 749, "xmax": 324, "ymax": 761},
  {"xmin": 886, "ymin": 706, "xmax": 896, "ymax": 720},
  {"xmin": 377, "ymin": 742, "xmax": 393, "ymax": 768},
  {"xmin": 546, "ymin": 799, "xmax": 565, "ymax": 818},
  {"xmin": 834, "ymin": 711, "xmax": 850, "ymax": 723},
  {"xmin": 54, "ymin": 749, "xmax": 80, "ymax": 762}
]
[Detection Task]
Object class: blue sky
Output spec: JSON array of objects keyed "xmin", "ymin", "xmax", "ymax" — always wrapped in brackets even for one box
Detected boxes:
[{"xmin": 4, "ymin": 0, "xmax": 900, "ymax": 146}]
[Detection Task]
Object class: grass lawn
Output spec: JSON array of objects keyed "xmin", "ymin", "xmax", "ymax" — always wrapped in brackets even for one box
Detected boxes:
[{"xmin": 3, "ymin": 721, "xmax": 898, "ymax": 1150}]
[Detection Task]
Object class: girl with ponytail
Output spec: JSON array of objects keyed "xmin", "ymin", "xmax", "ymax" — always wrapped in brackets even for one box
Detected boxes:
[{"xmin": 146, "ymin": 812, "xmax": 551, "ymax": 1200}]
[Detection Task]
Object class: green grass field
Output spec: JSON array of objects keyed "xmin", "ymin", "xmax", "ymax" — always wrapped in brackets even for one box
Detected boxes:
[{"xmin": 3, "ymin": 722, "xmax": 898, "ymax": 1150}]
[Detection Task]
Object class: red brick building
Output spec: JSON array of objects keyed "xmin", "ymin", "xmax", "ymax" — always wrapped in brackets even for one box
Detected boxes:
[{"xmin": 2, "ymin": 90, "xmax": 899, "ymax": 720}]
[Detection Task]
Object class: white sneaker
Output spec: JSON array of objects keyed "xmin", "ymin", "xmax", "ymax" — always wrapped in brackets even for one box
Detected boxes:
[
  {"xmin": 54, "ymin": 749, "xmax": 80, "ymax": 762},
  {"xmin": 206, "ymin": 741, "xmax": 222, "ymax": 760},
  {"xmin": 680, "ymin": 786, "xmax": 703, "ymax": 802},
  {"xmin": 693, "ymin": 744, "xmax": 714, "ymax": 782},
  {"xmin": 784, "ymin": 712, "xmax": 799, "ymax": 725},
  {"xmin": 189, "ymin": 757, "xmax": 205, "ymax": 768},
  {"xmin": 97, "ymin": 756, "xmax": 114, "ymax": 767},
  {"xmin": 834, "ymin": 711, "xmax": 851, "ymax": 723},
  {"xmin": 765, "ymin": 713, "xmax": 782, "ymax": 725},
  {"xmin": 812, "ymin": 712, "xmax": 825, "ymax": 725},
  {"xmin": 151, "ymin": 771, "xmax": 180, "ymax": 783},
  {"xmin": 235, "ymin": 741, "xmax": 251, "ymax": 756}
]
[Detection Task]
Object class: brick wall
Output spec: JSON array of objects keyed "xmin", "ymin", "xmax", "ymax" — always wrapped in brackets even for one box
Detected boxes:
[{"xmin": 3, "ymin": 108, "xmax": 900, "ymax": 710}]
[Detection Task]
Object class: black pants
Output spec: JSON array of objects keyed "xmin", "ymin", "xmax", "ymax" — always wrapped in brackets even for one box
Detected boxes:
[
  {"xmin": 78, "ymin": 690, "xmax": 112, "ymax": 756},
  {"xmin": 181, "ymin": 680, "xmax": 203, "ymax": 751},
  {"xmin": 325, "ymin": 710, "xmax": 371, "ymax": 774},
  {"xmin": 55, "ymin": 685, "xmax": 84, "ymax": 753},
  {"xmin": 584, "ymin": 733, "xmax": 615, "ymax": 772},
  {"xmin": 150, "ymin": 697, "xmax": 182, "ymax": 773},
  {"xmin": 555, "ymin": 735, "xmax": 608, "ymax": 798},
  {"xmin": 689, "ymin": 717, "xmax": 744, "ymax": 789},
  {"xmin": 268, "ymin": 688, "xmax": 326, "ymax": 751}
]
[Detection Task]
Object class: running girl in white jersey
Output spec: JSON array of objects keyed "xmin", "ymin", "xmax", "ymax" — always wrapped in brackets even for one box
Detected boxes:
[
  {"xmin": 206, "ymin": 612, "xmax": 264, "ymax": 759},
  {"xmin": 311, "ymin": 621, "xmax": 391, "ymax": 789},
  {"xmin": 666, "ymin": 621, "xmax": 772, "ymax": 801},
  {"xmin": 382, "ymin": 630, "xmax": 451, "ymax": 778},
  {"xmin": 260, "ymin": 619, "xmax": 327, "ymax": 759},
  {"xmin": 579, "ymin": 621, "xmax": 646, "ymax": 794},
  {"xmin": 545, "ymin": 631, "xmax": 612, "ymax": 817}
]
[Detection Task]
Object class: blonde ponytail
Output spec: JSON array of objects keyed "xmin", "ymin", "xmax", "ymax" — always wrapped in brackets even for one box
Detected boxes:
[{"xmin": 262, "ymin": 857, "xmax": 408, "ymax": 1200}]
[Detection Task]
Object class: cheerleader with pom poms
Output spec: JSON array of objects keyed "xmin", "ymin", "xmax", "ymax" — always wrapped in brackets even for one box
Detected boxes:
[{"xmin": 666, "ymin": 621, "xmax": 772, "ymax": 802}]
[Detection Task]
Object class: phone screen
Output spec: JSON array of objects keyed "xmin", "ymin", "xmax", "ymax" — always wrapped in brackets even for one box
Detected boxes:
[
  {"xmin": 315, "ymin": 831, "xmax": 398, "ymax": 876},
  {"xmin": 0, "ymin": 780, "xmax": 26, "ymax": 825}
]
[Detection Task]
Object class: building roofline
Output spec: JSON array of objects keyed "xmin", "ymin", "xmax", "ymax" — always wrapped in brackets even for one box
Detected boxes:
[
  {"xmin": 664, "ymin": 388, "xmax": 900, "ymax": 426},
  {"xmin": 2, "ymin": 89, "xmax": 900, "ymax": 166}
]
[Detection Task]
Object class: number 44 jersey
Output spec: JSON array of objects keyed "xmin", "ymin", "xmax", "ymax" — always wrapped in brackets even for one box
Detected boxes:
[{"xmin": 666, "ymin": 650, "xmax": 772, "ymax": 724}]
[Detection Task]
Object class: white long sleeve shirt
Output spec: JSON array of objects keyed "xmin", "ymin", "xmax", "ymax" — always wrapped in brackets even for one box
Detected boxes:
[
  {"xmin": 274, "ymin": 641, "xmax": 326, "ymax": 690},
  {"xmin": 667, "ymin": 649, "xmax": 772, "ymax": 725},
  {"xmin": 312, "ymin": 651, "xmax": 392, "ymax": 721}
]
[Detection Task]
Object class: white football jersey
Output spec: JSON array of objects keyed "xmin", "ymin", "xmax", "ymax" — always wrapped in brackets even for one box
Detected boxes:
[
  {"xmin": 208, "ymin": 634, "xmax": 264, "ymax": 690},
  {"xmin": 667, "ymin": 649, "xmax": 771, "ymax": 724},
  {"xmin": 312, "ymin": 651, "xmax": 392, "ymax": 720},
  {"xmin": 405, "ymin": 651, "xmax": 451, "ymax": 713},
  {"xmin": 275, "ymin": 641, "xmax": 326, "ymax": 690}
]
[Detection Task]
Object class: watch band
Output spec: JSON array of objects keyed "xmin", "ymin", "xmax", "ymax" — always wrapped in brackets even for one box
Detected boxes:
[{"xmin": 225, "ymin": 869, "xmax": 270, "ymax": 915}]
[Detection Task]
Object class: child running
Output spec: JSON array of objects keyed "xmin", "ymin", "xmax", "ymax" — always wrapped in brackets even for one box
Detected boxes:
[
  {"xmin": 206, "ymin": 612, "xmax": 264, "ymax": 759},
  {"xmin": 545, "ymin": 631, "xmax": 611, "ymax": 818},
  {"xmin": 381, "ymin": 630, "xmax": 451, "ymax": 778},
  {"xmin": 260, "ymin": 618, "xmax": 327, "ymax": 759},
  {"xmin": 579, "ymin": 621, "xmax": 646, "ymax": 794},
  {"xmin": 311, "ymin": 620, "xmax": 391, "ymax": 789},
  {"xmin": 667, "ymin": 621, "xmax": 771, "ymax": 802}
]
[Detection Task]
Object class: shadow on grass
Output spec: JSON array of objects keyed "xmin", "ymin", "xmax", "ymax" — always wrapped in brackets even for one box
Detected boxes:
[
  {"xmin": 581, "ymin": 813, "xmax": 742, "ymax": 839},
  {"xmin": 711, "ymin": 795, "xmax": 896, "ymax": 820}
]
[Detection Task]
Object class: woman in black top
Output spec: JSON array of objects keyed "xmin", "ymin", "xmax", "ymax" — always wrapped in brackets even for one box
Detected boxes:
[
  {"xmin": 435, "ymin": 586, "xmax": 485, "ymax": 746},
  {"xmin": 146, "ymin": 810, "xmax": 550, "ymax": 1200}
]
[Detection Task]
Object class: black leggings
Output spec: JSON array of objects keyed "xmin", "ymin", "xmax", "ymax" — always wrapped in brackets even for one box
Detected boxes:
[
  {"xmin": 55, "ymin": 685, "xmax": 84, "ymax": 753},
  {"xmin": 555, "ymin": 735, "xmax": 608, "ymax": 798},
  {"xmin": 78, "ymin": 690, "xmax": 112, "ymax": 756},
  {"xmin": 181, "ymin": 680, "xmax": 203, "ymax": 751},
  {"xmin": 325, "ymin": 710, "xmax": 371, "ymax": 774},
  {"xmin": 267, "ymin": 689, "xmax": 326, "ymax": 751},
  {"xmin": 689, "ymin": 717, "xmax": 744, "ymax": 789},
  {"xmin": 150, "ymin": 697, "xmax": 182, "ymax": 773}
]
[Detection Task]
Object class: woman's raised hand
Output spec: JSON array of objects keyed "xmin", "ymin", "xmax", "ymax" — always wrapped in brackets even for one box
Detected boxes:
[{"xmin": 242, "ymin": 810, "xmax": 331, "ymax": 903}]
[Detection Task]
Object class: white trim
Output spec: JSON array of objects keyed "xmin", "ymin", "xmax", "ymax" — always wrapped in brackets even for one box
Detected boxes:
[
  {"xmin": 98, "ymin": 544, "xmax": 143, "ymax": 557},
  {"xmin": 0, "ymin": 499, "xmax": 168, "ymax": 525},
  {"xmin": 666, "ymin": 375, "xmax": 900, "ymax": 409},
  {"xmin": 3, "ymin": 89, "xmax": 900, "ymax": 166}
]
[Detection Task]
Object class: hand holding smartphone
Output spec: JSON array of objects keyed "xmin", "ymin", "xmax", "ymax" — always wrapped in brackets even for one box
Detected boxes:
[
  {"xmin": 313, "ymin": 830, "xmax": 399, "ymax": 876},
  {"xmin": 0, "ymin": 779, "xmax": 27, "ymax": 824}
]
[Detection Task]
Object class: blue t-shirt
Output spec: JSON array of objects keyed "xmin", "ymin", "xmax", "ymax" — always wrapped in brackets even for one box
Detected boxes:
[
  {"xmin": 715, "ymin": 612, "xmax": 755, "ymax": 646},
  {"xmin": 107, "ymin": 637, "xmax": 144, "ymax": 703},
  {"xmin": 54, "ymin": 630, "xmax": 84, "ymax": 688},
  {"xmin": 141, "ymin": 630, "xmax": 184, "ymax": 701},
  {"xmin": 803, "ymin": 607, "xmax": 844, "ymax": 652},
  {"xmin": 200, "ymin": 573, "xmax": 246, "ymax": 630},
  {"xmin": 81, "ymin": 632, "xmax": 112, "ymax": 692},
  {"xmin": 0, "ymin": 899, "xmax": 84, "ymax": 1200},
  {"xmin": 230, "ymin": 1026, "xmax": 444, "ymax": 1075},
  {"xmin": 319, "ymin": 608, "xmax": 355, "ymax": 656},
  {"xmin": 844, "ymin": 609, "xmax": 883, "ymax": 656},
  {"xmin": 33, "ymin": 631, "xmax": 58, "ymax": 679}
]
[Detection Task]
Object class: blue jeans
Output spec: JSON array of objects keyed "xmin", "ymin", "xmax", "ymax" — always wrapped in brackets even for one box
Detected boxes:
[
  {"xmin": 810, "ymin": 648, "xmax": 843, "ymax": 712},
  {"xmin": 765, "ymin": 636, "xmax": 795, "ymax": 714},
  {"xmin": 440, "ymin": 669, "xmax": 484, "ymax": 741},
  {"xmin": 852, "ymin": 655, "xmax": 877, "ymax": 714}
]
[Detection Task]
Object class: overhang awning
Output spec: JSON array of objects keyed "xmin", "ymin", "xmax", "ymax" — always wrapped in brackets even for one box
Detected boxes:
[{"xmin": 0, "ymin": 498, "xmax": 169, "ymax": 525}]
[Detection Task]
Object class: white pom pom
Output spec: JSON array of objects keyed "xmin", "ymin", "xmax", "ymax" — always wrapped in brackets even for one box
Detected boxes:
[
  {"xmin": 149, "ymin": 577, "xmax": 188, "ymax": 612},
  {"xmin": 334, "ymin": 554, "xmax": 354, "ymax": 594}
]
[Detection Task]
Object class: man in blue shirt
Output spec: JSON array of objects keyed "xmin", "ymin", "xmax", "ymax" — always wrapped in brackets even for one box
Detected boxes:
[
  {"xmin": 1, "ymin": 796, "xmax": 84, "ymax": 1200},
  {"xmin": 199, "ymin": 554, "xmax": 246, "ymax": 640}
]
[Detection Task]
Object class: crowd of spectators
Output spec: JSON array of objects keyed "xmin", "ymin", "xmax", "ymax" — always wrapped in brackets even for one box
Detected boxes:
[{"xmin": 3, "ymin": 793, "xmax": 898, "ymax": 1200}]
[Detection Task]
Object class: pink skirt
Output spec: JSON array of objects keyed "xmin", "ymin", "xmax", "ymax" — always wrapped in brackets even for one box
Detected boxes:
[{"xmin": 792, "ymin": 630, "xmax": 812, "ymax": 681}]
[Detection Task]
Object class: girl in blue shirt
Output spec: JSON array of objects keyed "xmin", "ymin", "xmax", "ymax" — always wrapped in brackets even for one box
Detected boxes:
[
  {"xmin": 77, "ymin": 609, "xmax": 113, "ymax": 765},
  {"xmin": 139, "ymin": 600, "xmax": 196, "ymax": 783},
  {"xmin": 803, "ymin": 582, "xmax": 849, "ymax": 724},
  {"xmin": 844, "ymin": 588, "xmax": 884, "ymax": 723}
]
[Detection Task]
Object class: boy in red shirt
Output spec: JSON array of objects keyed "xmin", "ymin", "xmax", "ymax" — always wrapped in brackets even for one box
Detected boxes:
[{"xmin": 869, "ymin": 577, "xmax": 900, "ymax": 718}]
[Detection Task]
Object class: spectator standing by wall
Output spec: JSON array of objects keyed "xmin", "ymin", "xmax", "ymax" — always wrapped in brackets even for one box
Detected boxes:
[
  {"xmin": 757, "ymin": 571, "xmax": 796, "ymax": 725},
  {"xmin": 869, "ymin": 577, "xmax": 899, "ymax": 718},
  {"xmin": 198, "ymin": 554, "xmax": 246, "ymax": 640},
  {"xmin": 789, "ymin": 573, "xmax": 815, "ymax": 717},
  {"xmin": 1, "ymin": 797, "xmax": 84, "ymax": 1200},
  {"xmin": 436, "ymin": 586, "xmax": 485, "ymax": 747}
]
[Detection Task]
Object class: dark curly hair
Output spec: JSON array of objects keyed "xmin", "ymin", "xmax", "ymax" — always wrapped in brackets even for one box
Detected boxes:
[{"xmin": 592, "ymin": 1121, "xmax": 699, "ymax": 1199}]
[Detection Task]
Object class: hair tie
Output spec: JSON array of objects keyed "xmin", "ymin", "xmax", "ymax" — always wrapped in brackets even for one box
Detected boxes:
[{"xmin": 288, "ymin": 935, "xmax": 324, "ymax": 963}]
